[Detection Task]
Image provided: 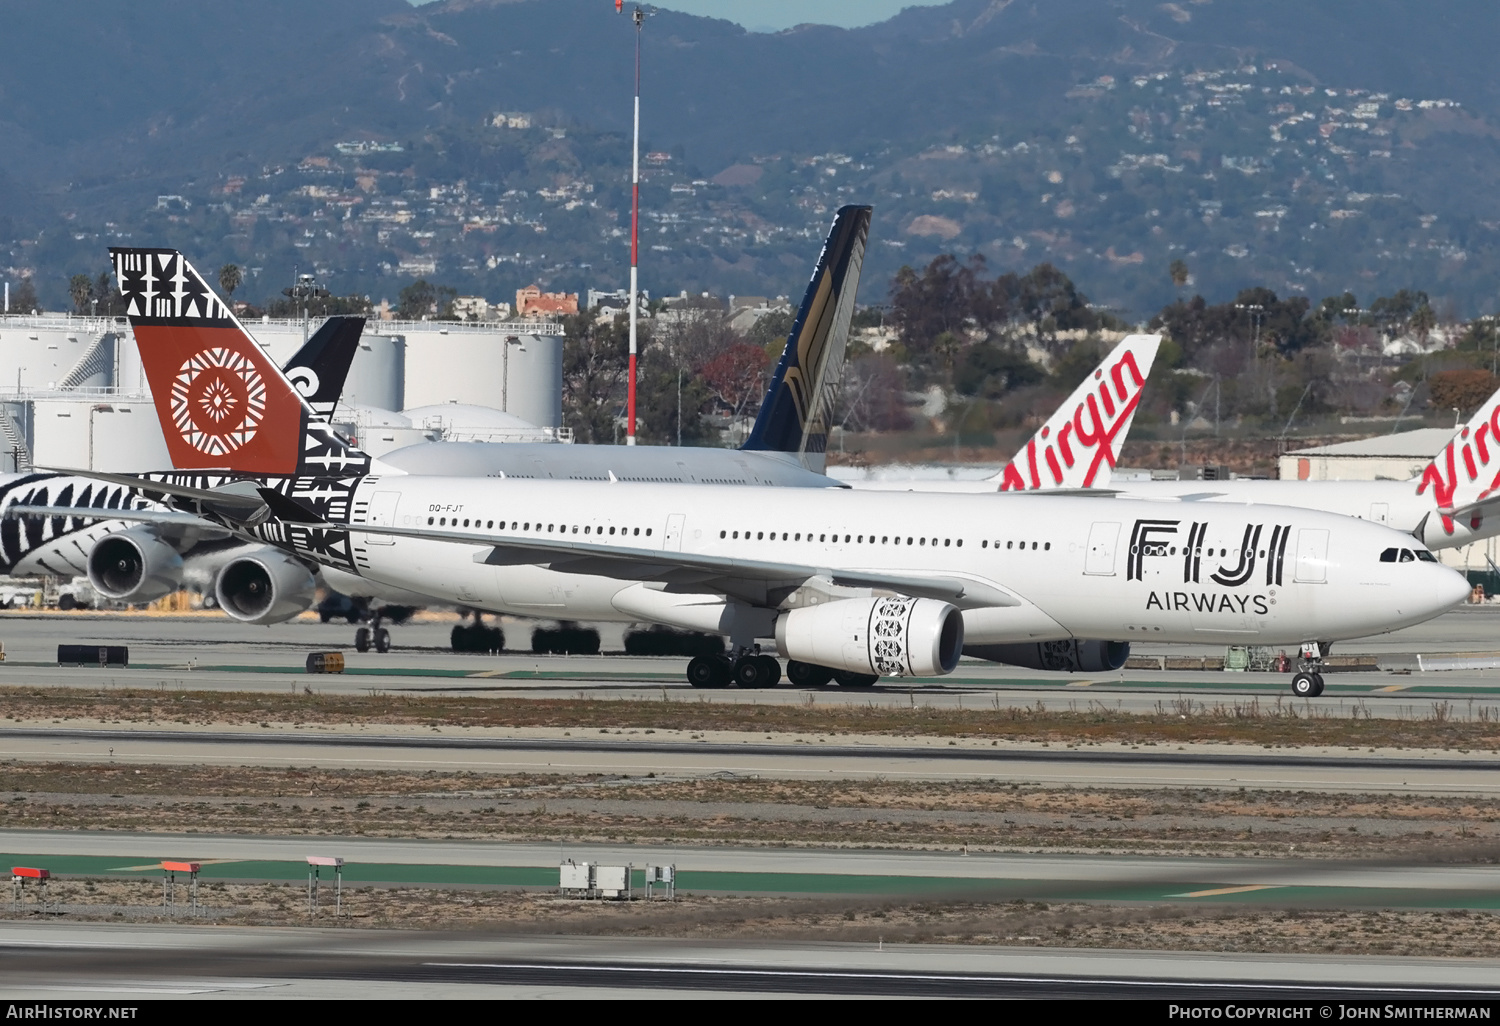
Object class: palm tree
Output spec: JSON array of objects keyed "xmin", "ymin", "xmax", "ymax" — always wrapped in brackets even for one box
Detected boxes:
[
  {"xmin": 218, "ymin": 264, "xmax": 243, "ymax": 299},
  {"xmin": 68, "ymin": 274, "xmax": 93, "ymax": 315}
]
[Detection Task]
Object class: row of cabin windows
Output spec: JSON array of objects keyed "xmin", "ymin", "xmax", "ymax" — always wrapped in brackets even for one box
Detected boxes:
[
  {"xmin": 717, "ymin": 530, "xmax": 965, "ymax": 548},
  {"xmin": 428, "ymin": 515, "xmax": 651, "ymax": 538},
  {"xmin": 982, "ymin": 540, "xmax": 1050, "ymax": 551}
]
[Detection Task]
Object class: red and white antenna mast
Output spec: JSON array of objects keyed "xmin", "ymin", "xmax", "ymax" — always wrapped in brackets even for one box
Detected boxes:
[{"xmin": 619, "ymin": 2, "xmax": 652, "ymax": 444}]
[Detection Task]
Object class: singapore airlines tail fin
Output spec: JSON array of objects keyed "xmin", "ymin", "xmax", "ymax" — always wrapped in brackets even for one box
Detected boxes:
[
  {"xmin": 989, "ymin": 333, "xmax": 1161, "ymax": 491},
  {"xmin": 109, "ymin": 247, "xmax": 370, "ymax": 480},
  {"xmin": 1415, "ymin": 385, "xmax": 1500, "ymax": 536},
  {"xmin": 741, "ymin": 204, "xmax": 871, "ymax": 473},
  {"xmin": 284, "ymin": 315, "xmax": 366, "ymax": 422}
]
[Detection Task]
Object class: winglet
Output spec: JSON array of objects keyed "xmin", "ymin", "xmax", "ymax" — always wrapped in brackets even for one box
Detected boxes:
[
  {"xmin": 741, "ymin": 205, "xmax": 872, "ymax": 472},
  {"xmin": 989, "ymin": 333, "xmax": 1161, "ymax": 491}
]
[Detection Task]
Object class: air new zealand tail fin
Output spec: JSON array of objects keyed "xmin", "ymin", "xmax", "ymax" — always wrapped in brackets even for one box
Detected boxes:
[
  {"xmin": 741, "ymin": 204, "xmax": 871, "ymax": 473},
  {"xmin": 283, "ymin": 315, "xmax": 366, "ymax": 422},
  {"xmin": 109, "ymin": 247, "xmax": 370, "ymax": 482}
]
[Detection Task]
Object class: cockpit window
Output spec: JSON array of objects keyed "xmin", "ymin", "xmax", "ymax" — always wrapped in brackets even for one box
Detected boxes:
[
  {"xmin": 1380, "ymin": 547, "xmax": 1397, "ymax": 562},
  {"xmin": 1415, "ymin": 549, "xmax": 1438, "ymax": 563},
  {"xmin": 1399, "ymin": 549, "xmax": 1415, "ymax": 562}
]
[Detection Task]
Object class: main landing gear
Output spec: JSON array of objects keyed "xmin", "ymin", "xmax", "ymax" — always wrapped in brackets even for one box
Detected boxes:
[
  {"xmin": 1289, "ymin": 641, "xmax": 1329, "ymax": 697},
  {"xmin": 686, "ymin": 654, "xmax": 879, "ymax": 689}
]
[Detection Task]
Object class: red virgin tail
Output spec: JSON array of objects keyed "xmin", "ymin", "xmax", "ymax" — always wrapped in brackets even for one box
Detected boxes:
[{"xmin": 110, "ymin": 248, "xmax": 319, "ymax": 476}]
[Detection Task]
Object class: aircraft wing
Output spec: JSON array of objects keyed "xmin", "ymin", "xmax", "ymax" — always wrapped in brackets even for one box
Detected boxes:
[{"xmin": 3, "ymin": 504, "xmax": 207, "ymax": 527}]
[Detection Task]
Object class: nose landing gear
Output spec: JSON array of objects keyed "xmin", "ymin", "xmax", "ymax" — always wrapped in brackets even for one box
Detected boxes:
[
  {"xmin": 1289, "ymin": 641, "xmax": 1329, "ymax": 697},
  {"xmin": 355, "ymin": 617, "xmax": 392, "ymax": 653}
]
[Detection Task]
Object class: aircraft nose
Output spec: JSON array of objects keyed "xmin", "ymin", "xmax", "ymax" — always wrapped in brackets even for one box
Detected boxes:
[{"xmin": 1428, "ymin": 564, "xmax": 1473, "ymax": 614}]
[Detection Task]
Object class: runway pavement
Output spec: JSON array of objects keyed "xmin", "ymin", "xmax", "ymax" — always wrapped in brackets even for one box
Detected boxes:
[
  {"xmin": 1, "ymin": 725, "xmax": 1496, "ymax": 792},
  {"xmin": 0, "ymin": 924, "xmax": 1496, "ymax": 999},
  {"xmin": 4, "ymin": 608, "xmax": 1500, "ymax": 713}
]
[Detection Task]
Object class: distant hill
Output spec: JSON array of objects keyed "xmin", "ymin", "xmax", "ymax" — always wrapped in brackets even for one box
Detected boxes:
[{"xmin": 4, "ymin": 0, "xmax": 1500, "ymax": 316}]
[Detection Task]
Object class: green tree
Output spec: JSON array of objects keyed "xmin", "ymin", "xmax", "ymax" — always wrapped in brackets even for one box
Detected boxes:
[
  {"xmin": 560, "ymin": 312, "xmax": 630, "ymax": 444},
  {"xmin": 68, "ymin": 274, "xmax": 93, "ymax": 315},
  {"xmin": 11, "ymin": 277, "xmax": 39, "ymax": 313},
  {"xmin": 1169, "ymin": 258, "xmax": 1190, "ymax": 290},
  {"xmin": 218, "ymin": 264, "xmax": 243, "ymax": 299},
  {"xmin": 396, "ymin": 278, "xmax": 457, "ymax": 320}
]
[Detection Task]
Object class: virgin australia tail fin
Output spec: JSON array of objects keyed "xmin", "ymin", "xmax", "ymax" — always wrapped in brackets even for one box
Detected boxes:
[
  {"xmin": 990, "ymin": 333, "xmax": 1161, "ymax": 491},
  {"xmin": 283, "ymin": 315, "xmax": 365, "ymax": 422},
  {"xmin": 1416, "ymin": 384, "xmax": 1500, "ymax": 537},
  {"xmin": 109, "ymin": 247, "xmax": 368, "ymax": 479},
  {"xmin": 741, "ymin": 204, "xmax": 871, "ymax": 472}
]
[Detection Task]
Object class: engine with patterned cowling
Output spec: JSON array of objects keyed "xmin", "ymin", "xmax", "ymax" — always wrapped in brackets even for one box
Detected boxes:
[
  {"xmin": 214, "ymin": 548, "xmax": 318, "ymax": 625},
  {"xmin": 775, "ymin": 596, "xmax": 964, "ymax": 680},
  {"xmin": 964, "ymin": 639, "xmax": 1129, "ymax": 672},
  {"xmin": 87, "ymin": 528, "xmax": 185, "ymax": 604}
]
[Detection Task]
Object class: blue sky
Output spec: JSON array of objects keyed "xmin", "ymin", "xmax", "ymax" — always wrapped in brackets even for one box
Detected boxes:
[{"xmin": 411, "ymin": 2, "xmax": 949, "ymax": 33}]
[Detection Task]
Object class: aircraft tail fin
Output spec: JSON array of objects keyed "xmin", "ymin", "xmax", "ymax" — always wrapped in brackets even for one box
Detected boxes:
[
  {"xmin": 283, "ymin": 315, "xmax": 365, "ymax": 422},
  {"xmin": 109, "ymin": 247, "xmax": 369, "ymax": 479},
  {"xmin": 989, "ymin": 333, "xmax": 1161, "ymax": 491},
  {"xmin": 741, "ymin": 204, "xmax": 871, "ymax": 472},
  {"xmin": 1415, "ymin": 386, "xmax": 1500, "ymax": 536}
]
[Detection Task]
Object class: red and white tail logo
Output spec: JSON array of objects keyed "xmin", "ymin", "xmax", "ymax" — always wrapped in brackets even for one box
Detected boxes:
[
  {"xmin": 1416, "ymin": 386, "xmax": 1500, "ymax": 534},
  {"xmin": 111, "ymin": 248, "xmax": 308, "ymax": 475},
  {"xmin": 991, "ymin": 334, "xmax": 1161, "ymax": 491}
]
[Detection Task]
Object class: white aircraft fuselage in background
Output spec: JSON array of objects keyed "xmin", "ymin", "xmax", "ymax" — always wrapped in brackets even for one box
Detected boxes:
[{"xmin": 345, "ymin": 475, "xmax": 1468, "ymax": 650}]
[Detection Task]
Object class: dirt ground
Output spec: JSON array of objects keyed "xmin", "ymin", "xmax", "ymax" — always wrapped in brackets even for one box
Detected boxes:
[
  {"xmin": 2, "ymin": 686, "xmax": 1496, "ymax": 750},
  {"xmin": 2, "ymin": 763, "xmax": 1497, "ymax": 858},
  {"xmin": 4, "ymin": 880, "xmax": 1497, "ymax": 958}
]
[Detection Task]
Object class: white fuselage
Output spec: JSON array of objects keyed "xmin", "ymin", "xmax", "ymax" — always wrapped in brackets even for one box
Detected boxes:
[
  {"xmin": 341, "ymin": 476, "xmax": 1468, "ymax": 649},
  {"xmin": 847, "ymin": 475, "xmax": 1492, "ymax": 552}
]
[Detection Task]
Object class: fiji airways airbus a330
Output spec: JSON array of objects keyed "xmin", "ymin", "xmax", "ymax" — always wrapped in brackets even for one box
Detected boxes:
[{"xmin": 26, "ymin": 246, "xmax": 1467, "ymax": 699}]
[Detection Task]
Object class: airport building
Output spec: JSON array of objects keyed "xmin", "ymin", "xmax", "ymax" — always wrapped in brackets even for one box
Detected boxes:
[{"xmin": 0, "ymin": 313, "xmax": 568, "ymax": 471}]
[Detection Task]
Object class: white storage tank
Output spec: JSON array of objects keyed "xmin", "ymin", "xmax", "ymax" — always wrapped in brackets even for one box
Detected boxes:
[
  {"xmin": 27, "ymin": 397, "xmax": 170, "ymax": 472},
  {"xmin": 399, "ymin": 324, "xmax": 562, "ymax": 428},
  {"xmin": 345, "ymin": 333, "xmax": 404, "ymax": 412},
  {"xmin": 0, "ymin": 316, "xmax": 118, "ymax": 391}
]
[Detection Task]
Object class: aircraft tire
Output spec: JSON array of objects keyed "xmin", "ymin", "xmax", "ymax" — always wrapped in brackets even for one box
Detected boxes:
[
  {"xmin": 687, "ymin": 655, "xmax": 729, "ymax": 689},
  {"xmin": 755, "ymin": 655, "xmax": 782, "ymax": 687},
  {"xmin": 732, "ymin": 656, "xmax": 774, "ymax": 689},
  {"xmin": 374, "ymin": 628, "xmax": 391, "ymax": 654},
  {"xmin": 1311, "ymin": 672, "xmax": 1325, "ymax": 697},
  {"xmin": 355, "ymin": 627, "xmax": 371, "ymax": 653},
  {"xmin": 1291, "ymin": 671, "xmax": 1318, "ymax": 697},
  {"xmin": 832, "ymin": 670, "xmax": 879, "ymax": 689},
  {"xmin": 786, "ymin": 660, "xmax": 833, "ymax": 687}
]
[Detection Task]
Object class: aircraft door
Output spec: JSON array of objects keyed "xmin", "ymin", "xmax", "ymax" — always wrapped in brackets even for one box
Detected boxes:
[
  {"xmin": 1294, "ymin": 529, "xmax": 1329, "ymax": 583},
  {"xmin": 665, "ymin": 513, "xmax": 685, "ymax": 552},
  {"xmin": 363, "ymin": 491, "xmax": 399, "ymax": 545},
  {"xmin": 1084, "ymin": 522, "xmax": 1121, "ymax": 575},
  {"xmin": 1370, "ymin": 502, "xmax": 1390, "ymax": 524}
]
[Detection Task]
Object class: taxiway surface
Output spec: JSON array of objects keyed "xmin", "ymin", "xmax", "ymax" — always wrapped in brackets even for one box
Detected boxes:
[{"xmin": 3, "ymin": 608, "xmax": 1500, "ymax": 713}]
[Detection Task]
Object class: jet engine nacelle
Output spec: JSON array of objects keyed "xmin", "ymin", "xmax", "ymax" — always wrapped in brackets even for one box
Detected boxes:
[
  {"xmin": 776, "ymin": 596, "xmax": 963, "ymax": 677},
  {"xmin": 964, "ymin": 639, "xmax": 1129, "ymax": 673},
  {"xmin": 87, "ymin": 528, "xmax": 184, "ymax": 604},
  {"xmin": 215, "ymin": 548, "xmax": 318, "ymax": 625}
]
